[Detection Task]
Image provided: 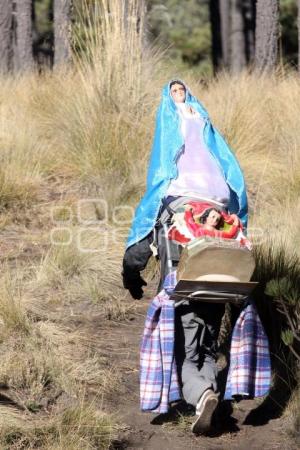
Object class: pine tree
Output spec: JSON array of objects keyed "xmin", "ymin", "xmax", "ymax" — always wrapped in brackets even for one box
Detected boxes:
[
  {"xmin": 219, "ymin": 0, "xmax": 230, "ymax": 68},
  {"xmin": 209, "ymin": 0, "xmax": 222, "ymax": 72},
  {"xmin": 230, "ymin": 0, "xmax": 246, "ymax": 72},
  {"xmin": 255, "ymin": 0, "xmax": 279, "ymax": 71},
  {"xmin": 298, "ymin": 0, "xmax": 300, "ymax": 72},
  {"xmin": 15, "ymin": 0, "xmax": 34, "ymax": 71},
  {"xmin": 0, "ymin": 0, "xmax": 13, "ymax": 73},
  {"xmin": 242, "ymin": 0, "xmax": 256, "ymax": 64},
  {"xmin": 54, "ymin": 0, "xmax": 73, "ymax": 67}
]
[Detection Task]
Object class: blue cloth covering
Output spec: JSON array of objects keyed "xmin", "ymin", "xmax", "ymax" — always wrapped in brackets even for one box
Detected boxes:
[{"xmin": 126, "ymin": 80, "xmax": 248, "ymax": 249}]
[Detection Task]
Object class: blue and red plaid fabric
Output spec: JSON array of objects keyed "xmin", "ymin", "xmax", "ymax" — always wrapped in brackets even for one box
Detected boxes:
[
  {"xmin": 162, "ymin": 270, "xmax": 177, "ymax": 295},
  {"xmin": 140, "ymin": 283, "xmax": 181, "ymax": 413},
  {"xmin": 140, "ymin": 270, "xmax": 271, "ymax": 411},
  {"xmin": 224, "ymin": 302, "xmax": 271, "ymax": 399}
]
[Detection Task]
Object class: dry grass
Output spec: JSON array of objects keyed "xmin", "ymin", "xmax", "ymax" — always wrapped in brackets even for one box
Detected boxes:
[
  {"xmin": 0, "ymin": 272, "xmax": 30, "ymax": 338},
  {"xmin": 33, "ymin": 225, "xmax": 129, "ymax": 318},
  {"xmin": 0, "ymin": 266, "xmax": 120, "ymax": 449},
  {"xmin": 285, "ymin": 381, "xmax": 300, "ymax": 445},
  {"xmin": 0, "ymin": 402, "xmax": 115, "ymax": 450}
]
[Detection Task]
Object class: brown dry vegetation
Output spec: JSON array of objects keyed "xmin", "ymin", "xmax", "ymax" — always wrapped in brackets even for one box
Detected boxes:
[{"xmin": 0, "ymin": 0, "xmax": 299, "ymax": 448}]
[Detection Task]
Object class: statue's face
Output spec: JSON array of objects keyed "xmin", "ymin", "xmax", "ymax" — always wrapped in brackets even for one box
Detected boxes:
[
  {"xmin": 170, "ymin": 83, "xmax": 186, "ymax": 103},
  {"xmin": 206, "ymin": 210, "xmax": 222, "ymax": 228}
]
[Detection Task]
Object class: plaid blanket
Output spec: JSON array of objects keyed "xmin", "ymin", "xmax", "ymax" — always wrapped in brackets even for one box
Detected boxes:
[
  {"xmin": 140, "ymin": 272, "xmax": 271, "ymax": 412},
  {"xmin": 224, "ymin": 302, "xmax": 271, "ymax": 399},
  {"xmin": 140, "ymin": 284, "xmax": 181, "ymax": 413}
]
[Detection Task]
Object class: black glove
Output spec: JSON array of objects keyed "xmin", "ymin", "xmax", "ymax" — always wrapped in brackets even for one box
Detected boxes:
[{"xmin": 123, "ymin": 273, "xmax": 147, "ymax": 300}]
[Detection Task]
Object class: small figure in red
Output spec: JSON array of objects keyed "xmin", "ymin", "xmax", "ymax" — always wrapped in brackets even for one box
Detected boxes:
[{"xmin": 185, "ymin": 203, "xmax": 240, "ymax": 239}]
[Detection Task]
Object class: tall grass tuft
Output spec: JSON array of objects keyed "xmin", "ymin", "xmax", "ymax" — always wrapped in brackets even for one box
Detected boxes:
[
  {"xmin": 0, "ymin": 272, "xmax": 30, "ymax": 337},
  {"xmin": 0, "ymin": 403, "xmax": 115, "ymax": 450},
  {"xmin": 286, "ymin": 380, "xmax": 300, "ymax": 445},
  {"xmin": 252, "ymin": 240, "xmax": 300, "ymax": 352},
  {"xmin": 35, "ymin": 0, "xmax": 167, "ymax": 211}
]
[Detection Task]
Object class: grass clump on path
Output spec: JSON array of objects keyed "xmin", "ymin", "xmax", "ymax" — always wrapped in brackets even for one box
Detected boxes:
[{"xmin": 0, "ymin": 403, "xmax": 115, "ymax": 450}]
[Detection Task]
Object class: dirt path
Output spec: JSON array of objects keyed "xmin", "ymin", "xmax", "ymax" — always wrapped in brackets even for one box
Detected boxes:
[
  {"xmin": 96, "ymin": 297, "xmax": 296, "ymax": 450},
  {"xmin": 0, "ymin": 178, "xmax": 296, "ymax": 450}
]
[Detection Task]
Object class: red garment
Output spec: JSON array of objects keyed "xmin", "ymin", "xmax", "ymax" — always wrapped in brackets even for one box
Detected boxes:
[
  {"xmin": 167, "ymin": 201, "xmax": 252, "ymax": 249},
  {"xmin": 184, "ymin": 209, "xmax": 240, "ymax": 239},
  {"xmin": 167, "ymin": 201, "xmax": 243, "ymax": 244},
  {"xmin": 168, "ymin": 227, "xmax": 191, "ymax": 244}
]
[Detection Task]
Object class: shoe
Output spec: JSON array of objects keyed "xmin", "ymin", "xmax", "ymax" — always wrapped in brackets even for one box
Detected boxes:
[{"xmin": 191, "ymin": 389, "xmax": 219, "ymax": 434}]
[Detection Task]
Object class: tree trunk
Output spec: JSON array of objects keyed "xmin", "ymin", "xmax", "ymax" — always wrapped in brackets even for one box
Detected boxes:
[
  {"xmin": 54, "ymin": 0, "xmax": 73, "ymax": 67},
  {"xmin": 122, "ymin": 0, "xmax": 148, "ymax": 49},
  {"xmin": 242, "ymin": 0, "xmax": 256, "ymax": 64},
  {"xmin": 138, "ymin": 0, "xmax": 148, "ymax": 48},
  {"xmin": 230, "ymin": 0, "xmax": 246, "ymax": 72},
  {"xmin": 219, "ymin": 0, "xmax": 230, "ymax": 69},
  {"xmin": 209, "ymin": 0, "xmax": 222, "ymax": 73},
  {"xmin": 298, "ymin": 0, "xmax": 300, "ymax": 73},
  {"xmin": 15, "ymin": 0, "xmax": 34, "ymax": 71},
  {"xmin": 255, "ymin": 0, "xmax": 279, "ymax": 72},
  {"xmin": 0, "ymin": 0, "xmax": 13, "ymax": 73}
]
